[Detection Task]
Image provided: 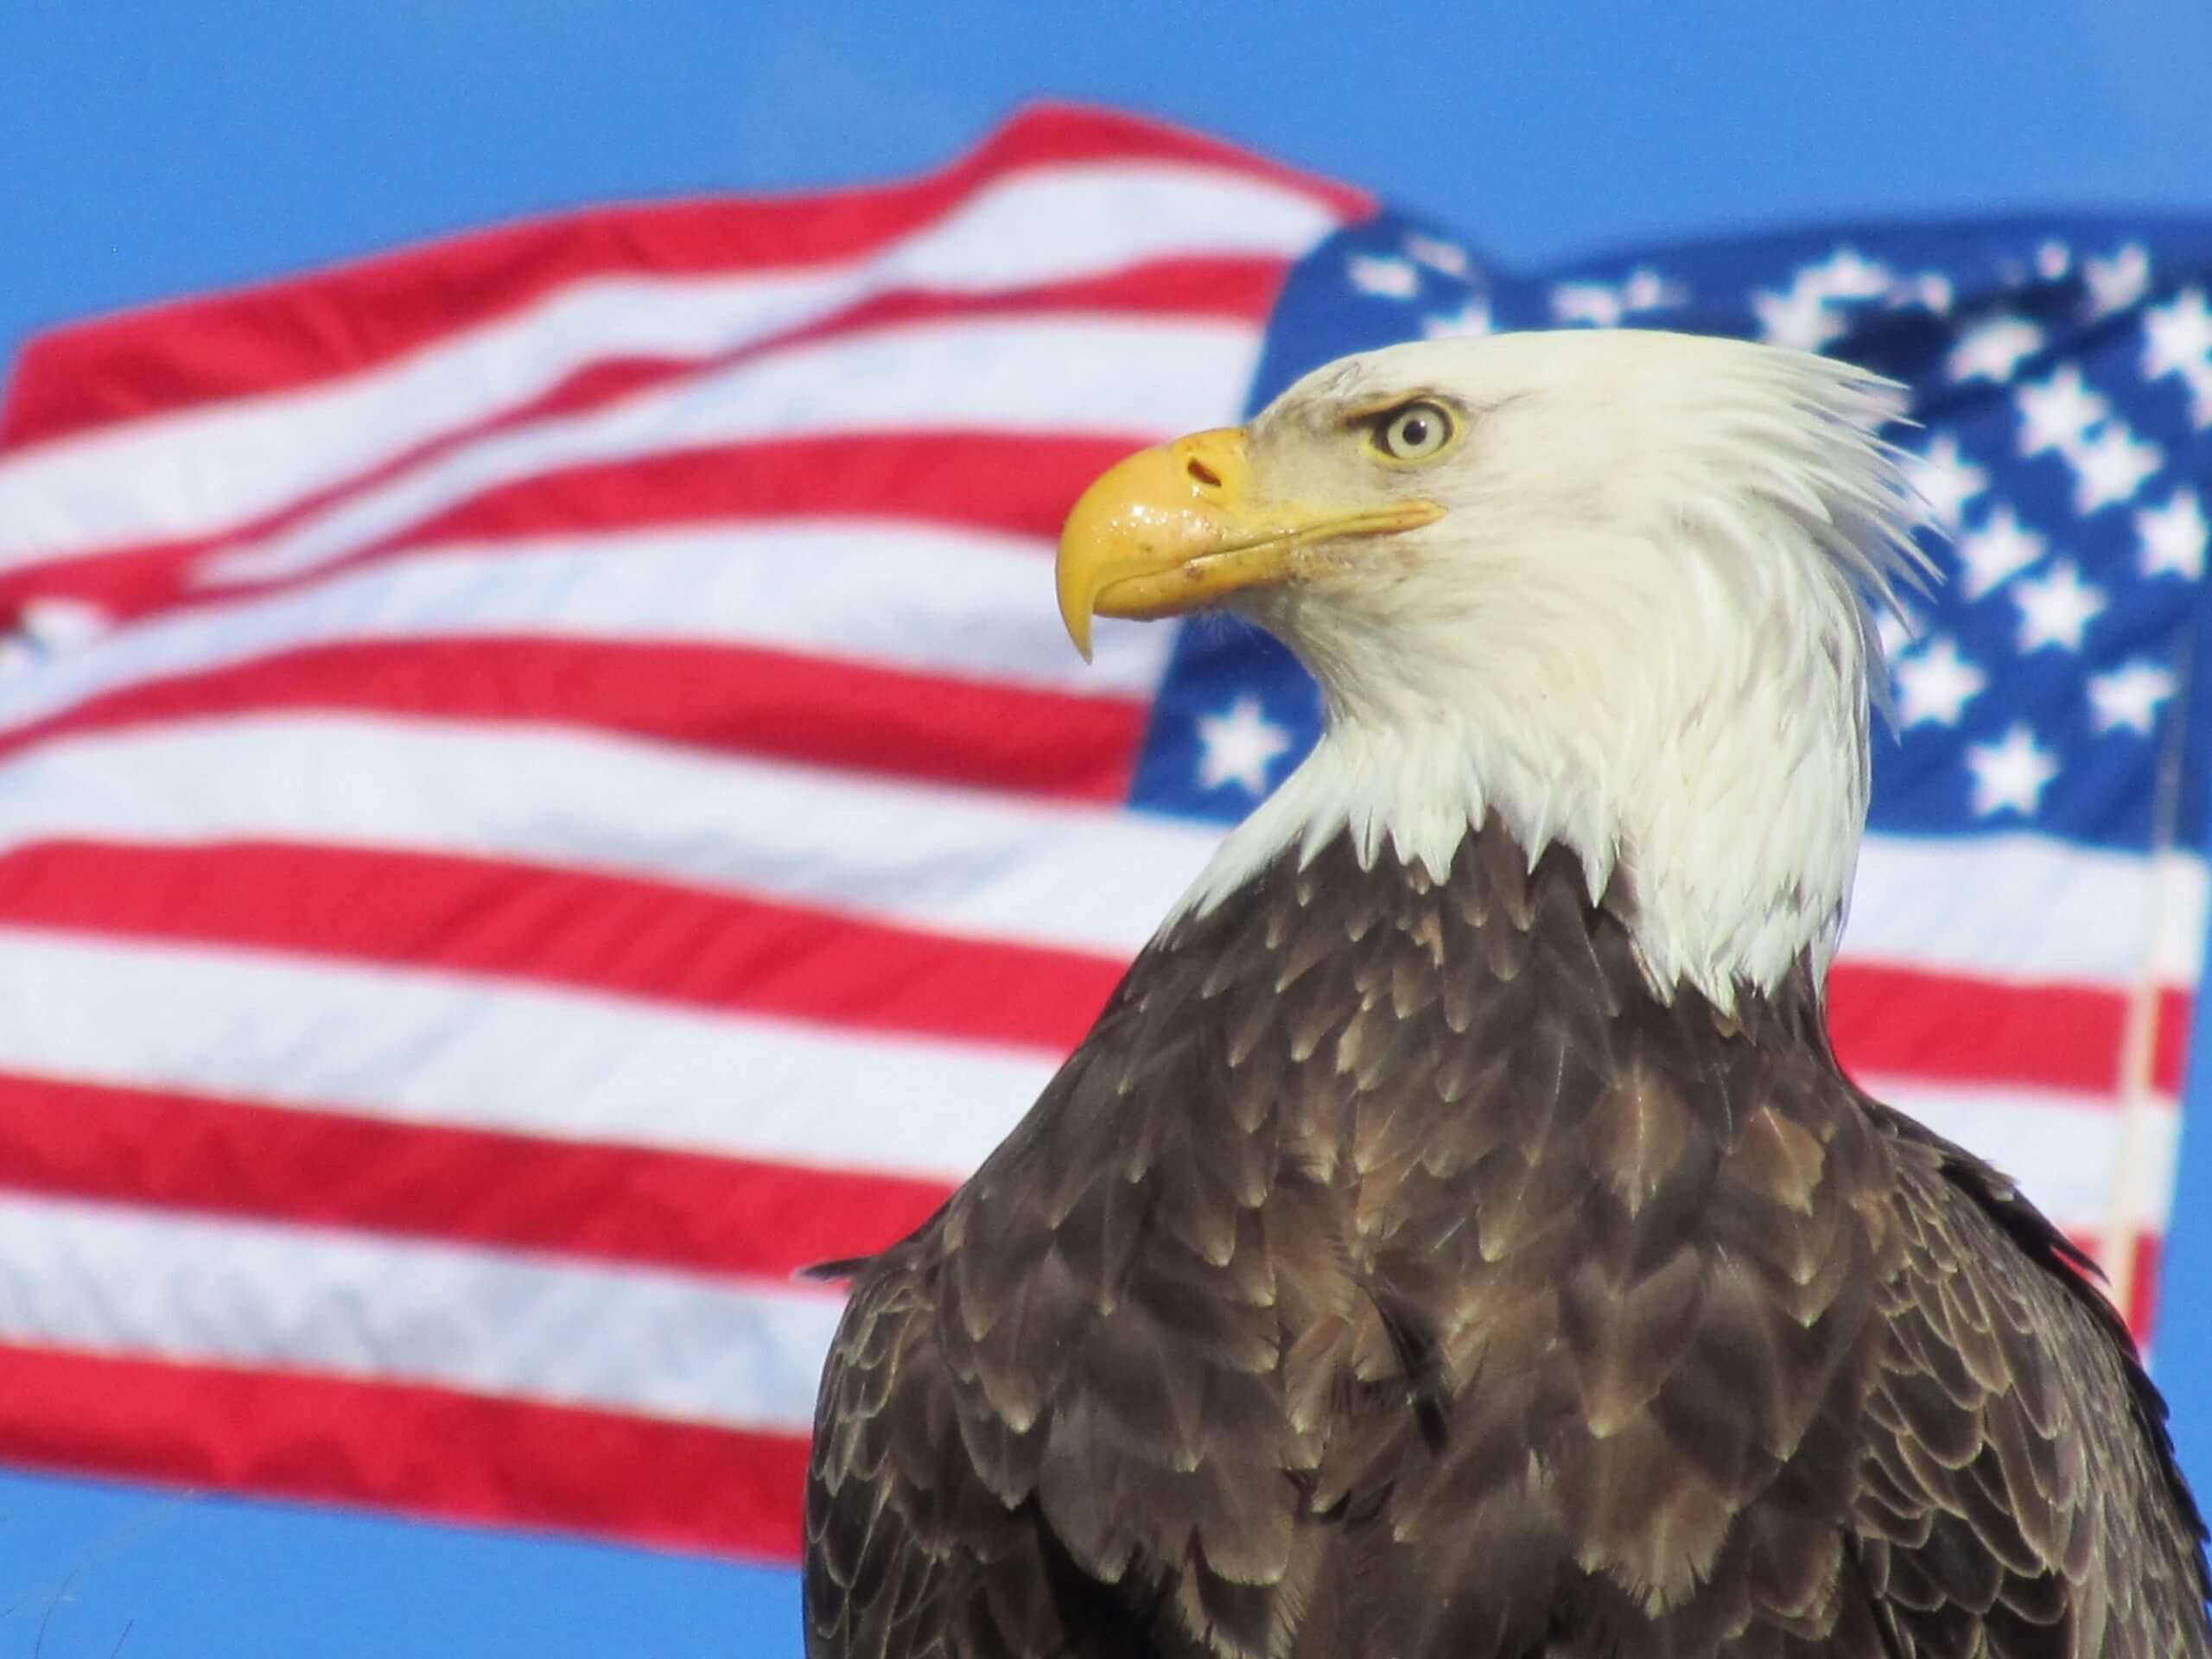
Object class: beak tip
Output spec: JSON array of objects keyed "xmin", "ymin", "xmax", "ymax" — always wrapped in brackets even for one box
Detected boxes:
[
  {"xmin": 1062, "ymin": 610, "xmax": 1096, "ymax": 664},
  {"xmin": 1055, "ymin": 560, "xmax": 1098, "ymax": 664}
]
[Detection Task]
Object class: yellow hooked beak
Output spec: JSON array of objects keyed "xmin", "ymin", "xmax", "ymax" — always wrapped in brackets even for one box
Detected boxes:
[{"xmin": 1053, "ymin": 428, "xmax": 1446, "ymax": 660}]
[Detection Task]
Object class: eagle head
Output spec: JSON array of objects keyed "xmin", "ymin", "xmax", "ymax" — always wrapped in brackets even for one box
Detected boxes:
[{"xmin": 1056, "ymin": 330, "xmax": 1930, "ymax": 1011}]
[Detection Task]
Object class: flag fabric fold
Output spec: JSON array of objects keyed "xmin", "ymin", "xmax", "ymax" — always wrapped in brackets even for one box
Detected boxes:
[{"xmin": 0, "ymin": 102, "xmax": 2205, "ymax": 1560}]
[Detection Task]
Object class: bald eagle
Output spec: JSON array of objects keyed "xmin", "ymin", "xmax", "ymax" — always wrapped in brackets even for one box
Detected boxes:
[{"xmin": 803, "ymin": 331, "xmax": 2212, "ymax": 1658}]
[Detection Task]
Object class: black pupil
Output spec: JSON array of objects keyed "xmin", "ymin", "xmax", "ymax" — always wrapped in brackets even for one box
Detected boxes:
[{"xmin": 1397, "ymin": 413, "xmax": 1430, "ymax": 448}]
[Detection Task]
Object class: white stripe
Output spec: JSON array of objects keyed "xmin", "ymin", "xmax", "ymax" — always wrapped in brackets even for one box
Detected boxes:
[
  {"xmin": 0, "ymin": 712, "xmax": 2190, "ymax": 989},
  {"xmin": 0, "ymin": 162, "xmax": 1328, "ymax": 566},
  {"xmin": 0, "ymin": 938, "xmax": 2159, "ymax": 1246},
  {"xmin": 2146, "ymin": 850, "xmax": 2207, "ymax": 987},
  {"xmin": 0, "ymin": 1190, "xmax": 839, "ymax": 1433},
  {"xmin": 0, "ymin": 714, "xmax": 1222, "ymax": 957},
  {"xmin": 1863, "ymin": 1076, "xmax": 2177, "ymax": 1234},
  {"xmin": 192, "ymin": 317, "xmax": 1260, "ymax": 588},
  {"xmin": 0, "ymin": 1069, "xmax": 2163, "ymax": 1446},
  {"xmin": 0, "ymin": 522, "xmax": 1173, "ymax": 734},
  {"xmin": 1847, "ymin": 833, "xmax": 2204, "ymax": 987},
  {"xmin": 0, "ymin": 927, "xmax": 1049, "ymax": 1181},
  {"xmin": 0, "ymin": 913, "xmax": 2171, "ymax": 1224}
]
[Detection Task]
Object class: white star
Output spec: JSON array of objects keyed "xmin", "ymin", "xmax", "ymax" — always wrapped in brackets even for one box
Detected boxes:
[
  {"xmin": 1954, "ymin": 503, "xmax": 2046, "ymax": 599},
  {"xmin": 1347, "ymin": 254, "xmax": 1420, "ymax": 300},
  {"xmin": 1552, "ymin": 283, "xmax": 1627, "ymax": 327},
  {"xmin": 1884, "ymin": 271, "xmax": 1955, "ymax": 314},
  {"xmin": 1423, "ymin": 299, "xmax": 1493, "ymax": 340},
  {"xmin": 2015, "ymin": 366, "xmax": 2110, "ymax": 458},
  {"xmin": 1752, "ymin": 284, "xmax": 1846, "ymax": 352},
  {"xmin": 1948, "ymin": 315, "xmax": 2044, "ymax": 384},
  {"xmin": 1799, "ymin": 246, "xmax": 1893, "ymax": 301},
  {"xmin": 2144, "ymin": 287, "xmax": 2212, "ymax": 379},
  {"xmin": 1966, "ymin": 724, "xmax": 2060, "ymax": 817},
  {"xmin": 2036, "ymin": 241, "xmax": 2073, "ymax": 281},
  {"xmin": 2088, "ymin": 659, "xmax": 2177, "ymax": 735},
  {"xmin": 2069, "ymin": 421, "xmax": 2163, "ymax": 512},
  {"xmin": 1548, "ymin": 270, "xmax": 1683, "ymax": 327},
  {"xmin": 2138, "ymin": 486, "xmax": 2209, "ymax": 580},
  {"xmin": 1195, "ymin": 696, "xmax": 1292, "ymax": 797},
  {"xmin": 1905, "ymin": 434, "xmax": 1989, "ymax": 531},
  {"xmin": 1749, "ymin": 247, "xmax": 1895, "ymax": 351},
  {"xmin": 2083, "ymin": 243, "xmax": 2152, "ymax": 318},
  {"xmin": 2012, "ymin": 559, "xmax": 2107, "ymax": 652},
  {"xmin": 1619, "ymin": 267, "xmax": 1687, "ymax": 311},
  {"xmin": 2183, "ymin": 361, "xmax": 2212, "ymax": 431},
  {"xmin": 1874, "ymin": 601, "xmax": 1923, "ymax": 662},
  {"xmin": 1403, "ymin": 233, "xmax": 1470, "ymax": 276},
  {"xmin": 1893, "ymin": 636, "xmax": 1987, "ymax": 727}
]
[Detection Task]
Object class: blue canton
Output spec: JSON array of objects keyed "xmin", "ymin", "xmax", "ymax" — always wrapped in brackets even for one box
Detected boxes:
[{"xmin": 1132, "ymin": 210, "xmax": 2212, "ymax": 858}]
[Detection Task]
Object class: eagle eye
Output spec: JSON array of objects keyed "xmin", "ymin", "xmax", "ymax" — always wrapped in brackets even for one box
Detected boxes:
[{"xmin": 1368, "ymin": 400, "xmax": 1457, "ymax": 464}]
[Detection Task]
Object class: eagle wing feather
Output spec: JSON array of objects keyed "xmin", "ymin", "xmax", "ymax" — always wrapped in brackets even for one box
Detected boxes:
[{"xmin": 1847, "ymin": 1107, "xmax": 2209, "ymax": 1659}]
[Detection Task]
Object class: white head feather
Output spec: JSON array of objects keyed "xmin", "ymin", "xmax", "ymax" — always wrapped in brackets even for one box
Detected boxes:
[{"xmin": 1174, "ymin": 329, "xmax": 1930, "ymax": 1013}]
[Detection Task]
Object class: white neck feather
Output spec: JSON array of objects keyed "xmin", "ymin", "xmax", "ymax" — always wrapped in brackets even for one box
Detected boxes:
[{"xmin": 1170, "ymin": 522, "xmax": 1883, "ymax": 1016}]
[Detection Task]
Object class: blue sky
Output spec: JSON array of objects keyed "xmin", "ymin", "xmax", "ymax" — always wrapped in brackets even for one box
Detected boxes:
[
  {"xmin": 3, "ymin": 3, "xmax": 2211, "ymax": 1654},
  {"xmin": 7, "ymin": 1, "xmax": 2212, "ymax": 368}
]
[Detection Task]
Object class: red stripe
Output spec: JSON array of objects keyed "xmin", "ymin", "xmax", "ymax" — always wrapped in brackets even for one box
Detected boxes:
[
  {"xmin": 0, "ymin": 1068, "xmax": 2170, "ymax": 1344},
  {"xmin": 0, "ymin": 256, "xmax": 1254, "ymax": 619},
  {"xmin": 2159, "ymin": 995, "xmax": 2190, "ymax": 1102},
  {"xmin": 0, "ymin": 841, "xmax": 1126, "ymax": 1053},
  {"xmin": 350, "ymin": 254, "xmax": 1281, "ymax": 508},
  {"xmin": 0, "ymin": 104, "xmax": 1361, "ymax": 450},
  {"xmin": 295, "ymin": 257, "xmax": 1281, "ymax": 532},
  {"xmin": 1827, "ymin": 960, "xmax": 2190, "ymax": 1097},
  {"xmin": 0, "ymin": 634, "xmax": 1152, "ymax": 802},
  {"xmin": 367, "ymin": 429, "xmax": 1136, "ymax": 550},
  {"xmin": 2122, "ymin": 1231, "xmax": 2164, "ymax": 1342},
  {"xmin": 0, "ymin": 1341, "xmax": 809, "ymax": 1560},
  {"xmin": 0, "ymin": 1072, "xmax": 951, "ymax": 1281},
  {"xmin": 0, "ymin": 836, "xmax": 2172, "ymax": 1097},
  {"xmin": 381, "ymin": 253, "xmax": 1278, "ymax": 498},
  {"xmin": 0, "ymin": 430, "xmax": 1148, "ymax": 624}
]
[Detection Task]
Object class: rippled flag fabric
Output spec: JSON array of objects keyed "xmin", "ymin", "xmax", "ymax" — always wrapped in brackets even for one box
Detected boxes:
[{"xmin": 0, "ymin": 104, "xmax": 2205, "ymax": 1564}]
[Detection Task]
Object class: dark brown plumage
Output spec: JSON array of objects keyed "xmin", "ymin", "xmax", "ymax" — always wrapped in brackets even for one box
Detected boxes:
[{"xmin": 804, "ymin": 824, "xmax": 2211, "ymax": 1658}]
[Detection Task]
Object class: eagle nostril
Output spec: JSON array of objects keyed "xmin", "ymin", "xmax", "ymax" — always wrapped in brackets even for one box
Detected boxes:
[{"xmin": 1185, "ymin": 457, "xmax": 1223, "ymax": 490}]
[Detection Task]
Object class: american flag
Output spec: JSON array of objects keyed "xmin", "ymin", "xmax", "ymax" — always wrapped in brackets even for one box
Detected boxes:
[{"xmin": 0, "ymin": 104, "xmax": 2204, "ymax": 1568}]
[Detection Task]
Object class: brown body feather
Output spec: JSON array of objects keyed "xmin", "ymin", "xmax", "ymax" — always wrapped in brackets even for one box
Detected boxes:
[{"xmin": 804, "ymin": 824, "xmax": 2210, "ymax": 1658}]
